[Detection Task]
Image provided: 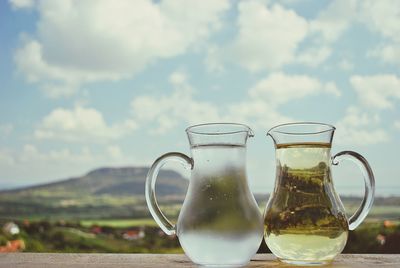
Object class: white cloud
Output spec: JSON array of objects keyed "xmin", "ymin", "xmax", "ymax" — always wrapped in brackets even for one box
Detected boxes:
[
  {"xmin": 0, "ymin": 124, "xmax": 14, "ymax": 136},
  {"xmin": 249, "ymin": 72, "xmax": 340, "ymax": 105},
  {"xmin": 309, "ymin": 0, "xmax": 357, "ymax": 43},
  {"xmin": 13, "ymin": 0, "xmax": 230, "ymax": 97},
  {"xmin": 225, "ymin": 99, "xmax": 292, "ymax": 129},
  {"xmin": 107, "ymin": 145, "xmax": 123, "ymax": 159},
  {"xmin": 335, "ymin": 106, "xmax": 389, "ymax": 146},
  {"xmin": 131, "ymin": 71, "xmax": 221, "ymax": 134},
  {"xmin": 14, "ymin": 39, "xmax": 109, "ymax": 98},
  {"xmin": 205, "ymin": 45, "xmax": 225, "ymax": 73},
  {"xmin": 308, "ymin": 0, "xmax": 400, "ymax": 69},
  {"xmin": 35, "ymin": 106, "xmax": 137, "ymax": 142},
  {"xmin": 394, "ymin": 121, "xmax": 400, "ymax": 130},
  {"xmin": 206, "ymin": 0, "xmax": 361, "ymax": 72},
  {"xmin": 338, "ymin": 59, "xmax": 354, "ymax": 71},
  {"xmin": 9, "ymin": 0, "xmax": 34, "ymax": 9},
  {"xmin": 222, "ymin": 0, "xmax": 398, "ymax": 71},
  {"xmin": 368, "ymin": 44, "xmax": 400, "ymax": 67},
  {"xmin": 169, "ymin": 70, "xmax": 188, "ymax": 86},
  {"xmin": 358, "ymin": 0, "xmax": 400, "ymax": 43},
  {"xmin": 350, "ymin": 74, "xmax": 400, "ymax": 109},
  {"xmin": 290, "ymin": 1, "xmax": 359, "ymax": 68},
  {"xmin": 295, "ymin": 46, "xmax": 332, "ymax": 67},
  {"xmin": 359, "ymin": 1, "xmax": 400, "ymax": 66},
  {"xmin": 0, "ymin": 149, "xmax": 14, "ymax": 166},
  {"xmin": 228, "ymin": 1, "xmax": 308, "ymax": 72},
  {"xmin": 131, "ymin": 71, "xmax": 340, "ymax": 134}
]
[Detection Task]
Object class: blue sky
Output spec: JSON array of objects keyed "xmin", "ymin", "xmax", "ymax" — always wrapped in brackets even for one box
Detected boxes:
[{"xmin": 0, "ymin": 0, "xmax": 399, "ymax": 196}]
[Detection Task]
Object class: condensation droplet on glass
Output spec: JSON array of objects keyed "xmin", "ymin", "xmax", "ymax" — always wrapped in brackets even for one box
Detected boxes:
[{"xmin": 201, "ymin": 184, "xmax": 211, "ymax": 191}]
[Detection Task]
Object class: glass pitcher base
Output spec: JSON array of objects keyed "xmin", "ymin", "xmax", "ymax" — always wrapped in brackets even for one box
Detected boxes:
[
  {"xmin": 279, "ymin": 258, "xmax": 333, "ymax": 266},
  {"xmin": 196, "ymin": 261, "xmax": 249, "ymax": 267}
]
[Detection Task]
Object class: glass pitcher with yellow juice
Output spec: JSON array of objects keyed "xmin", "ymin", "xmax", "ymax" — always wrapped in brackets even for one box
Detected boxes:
[{"xmin": 264, "ymin": 122, "xmax": 375, "ymax": 265}]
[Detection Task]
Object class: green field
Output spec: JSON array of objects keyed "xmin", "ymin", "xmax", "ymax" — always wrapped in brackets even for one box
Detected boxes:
[
  {"xmin": 80, "ymin": 218, "xmax": 157, "ymax": 228},
  {"xmin": 77, "ymin": 204, "xmax": 400, "ymax": 232},
  {"xmin": 6, "ymin": 216, "xmax": 399, "ymax": 254},
  {"xmin": 1, "ymin": 204, "xmax": 399, "ymax": 254},
  {"xmin": 345, "ymin": 205, "xmax": 400, "ymax": 220}
]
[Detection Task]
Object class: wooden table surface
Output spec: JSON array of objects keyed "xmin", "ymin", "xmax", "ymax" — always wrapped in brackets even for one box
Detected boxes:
[{"xmin": 0, "ymin": 253, "xmax": 399, "ymax": 267}]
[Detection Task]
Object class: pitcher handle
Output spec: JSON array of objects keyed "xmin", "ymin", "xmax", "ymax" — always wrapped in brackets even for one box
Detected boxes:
[
  {"xmin": 145, "ymin": 152, "xmax": 193, "ymax": 235},
  {"xmin": 332, "ymin": 151, "xmax": 375, "ymax": 230}
]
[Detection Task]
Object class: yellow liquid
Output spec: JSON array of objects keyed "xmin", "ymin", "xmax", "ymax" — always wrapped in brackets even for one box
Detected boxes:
[
  {"xmin": 264, "ymin": 143, "xmax": 348, "ymax": 264},
  {"xmin": 267, "ymin": 232, "xmax": 348, "ymax": 263}
]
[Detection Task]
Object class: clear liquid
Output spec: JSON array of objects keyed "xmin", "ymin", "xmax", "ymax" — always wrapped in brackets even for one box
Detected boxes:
[
  {"xmin": 264, "ymin": 143, "xmax": 348, "ymax": 263},
  {"xmin": 177, "ymin": 145, "xmax": 263, "ymax": 266},
  {"xmin": 178, "ymin": 232, "xmax": 263, "ymax": 266}
]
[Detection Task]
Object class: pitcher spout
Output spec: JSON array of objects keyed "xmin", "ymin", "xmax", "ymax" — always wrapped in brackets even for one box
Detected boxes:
[
  {"xmin": 266, "ymin": 128, "xmax": 277, "ymax": 146},
  {"xmin": 248, "ymin": 127, "xmax": 255, "ymax": 138}
]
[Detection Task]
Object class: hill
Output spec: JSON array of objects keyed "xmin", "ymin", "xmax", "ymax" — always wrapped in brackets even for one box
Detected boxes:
[
  {"xmin": 2, "ymin": 167, "xmax": 188, "ymax": 197},
  {"xmin": 0, "ymin": 167, "xmax": 188, "ymax": 220}
]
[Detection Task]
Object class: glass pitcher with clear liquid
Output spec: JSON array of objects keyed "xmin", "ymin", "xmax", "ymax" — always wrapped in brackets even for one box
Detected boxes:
[
  {"xmin": 146, "ymin": 123, "xmax": 263, "ymax": 267},
  {"xmin": 264, "ymin": 123, "xmax": 375, "ymax": 265}
]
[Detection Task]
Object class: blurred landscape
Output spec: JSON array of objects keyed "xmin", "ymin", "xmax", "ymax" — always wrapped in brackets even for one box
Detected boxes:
[
  {"xmin": 1, "ymin": 0, "xmax": 400, "ymax": 260},
  {"xmin": 0, "ymin": 166, "xmax": 399, "ymax": 254}
]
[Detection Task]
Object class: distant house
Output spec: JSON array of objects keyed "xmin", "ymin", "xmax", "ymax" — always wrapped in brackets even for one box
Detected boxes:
[
  {"xmin": 90, "ymin": 226, "xmax": 102, "ymax": 235},
  {"xmin": 0, "ymin": 239, "xmax": 25, "ymax": 252},
  {"xmin": 158, "ymin": 230, "xmax": 165, "ymax": 237},
  {"xmin": 3, "ymin": 222, "xmax": 20, "ymax": 235},
  {"xmin": 383, "ymin": 220, "xmax": 396, "ymax": 228},
  {"xmin": 122, "ymin": 229, "xmax": 145, "ymax": 240},
  {"xmin": 376, "ymin": 234, "xmax": 386, "ymax": 245}
]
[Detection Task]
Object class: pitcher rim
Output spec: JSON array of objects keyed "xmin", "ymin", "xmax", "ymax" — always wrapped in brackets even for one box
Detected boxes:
[
  {"xmin": 186, "ymin": 123, "xmax": 254, "ymax": 136},
  {"xmin": 267, "ymin": 122, "xmax": 336, "ymax": 135}
]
